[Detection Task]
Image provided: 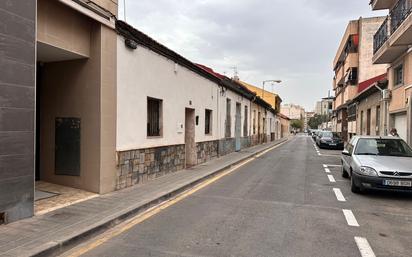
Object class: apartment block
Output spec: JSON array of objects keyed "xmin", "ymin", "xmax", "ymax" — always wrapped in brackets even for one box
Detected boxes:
[
  {"xmin": 371, "ymin": 0, "xmax": 412, "ymax": 145},
  {"xmin": 332, "ymin": 17, "xmax": 388, "ymax": 142},
  {"xmin": 280, "ymin": 104, "xmax": 305, "ymax": 120}
]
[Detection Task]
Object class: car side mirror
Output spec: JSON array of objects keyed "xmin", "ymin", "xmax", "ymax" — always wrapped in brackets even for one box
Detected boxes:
[{"xmin": 342, "ymin": 149, "xmax": 351, "ymax": 156}]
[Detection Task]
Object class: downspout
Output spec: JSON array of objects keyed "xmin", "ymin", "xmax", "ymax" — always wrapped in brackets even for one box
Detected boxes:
[{"xmin": 373, "ymin": 83, "xmax": 388, "ymax": 136}]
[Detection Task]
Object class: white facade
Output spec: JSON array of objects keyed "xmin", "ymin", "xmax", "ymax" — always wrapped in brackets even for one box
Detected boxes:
[{"xmin": 117, "ymin": 35, "xmax": 256, "ymax": 152}]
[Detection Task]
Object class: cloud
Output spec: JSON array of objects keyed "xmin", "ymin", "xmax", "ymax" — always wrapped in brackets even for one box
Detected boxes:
[{"xmin": 120, "ymin": 0, "xmax": 386, "ymax": 110}]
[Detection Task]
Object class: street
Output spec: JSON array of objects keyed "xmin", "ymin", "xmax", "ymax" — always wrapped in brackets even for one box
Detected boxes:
[{"xmin": 63, "ymin": 135, "xmax": 412, "ymax": 257}]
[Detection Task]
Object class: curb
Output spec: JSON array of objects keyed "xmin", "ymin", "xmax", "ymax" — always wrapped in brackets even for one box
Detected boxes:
[{"xmin": 32, "ymin": 138, "xmax": 289, "ymax": 257}]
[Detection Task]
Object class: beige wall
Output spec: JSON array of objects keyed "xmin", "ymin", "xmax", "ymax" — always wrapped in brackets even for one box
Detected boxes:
[
  {"xmin": 90, "ymin": 0, "xmax": 118, "ymax": 15},
  {"xmin": 358, "ymin": 17, "xmax": 388, "ymax": 83},
  {"xmin": 38, "ymin": 1, "xmax": 117, "ymax": 194},
  {"xmin": 357, "ymin": 92, "xmax": 382, "ymax": 136},
  {"xmin": 388, "ymin": 51, "xmax": 412, "ymax": 113},
  {"xmin": 333, "ymin": 20, "xmax": 359, "ymax": 67},
  {"xmin": 37, "ymin": 0, "xmax": 91, "ymax": 58},
  {"xmin": 99, "ymin": 25, "xmax": 117, "ymax": 194}
]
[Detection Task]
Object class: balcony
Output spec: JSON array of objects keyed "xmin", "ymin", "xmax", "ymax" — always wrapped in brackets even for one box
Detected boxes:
[
  {"xmin": 373, "ymin": 0, "xmax": 412, "ymax": 64},
  {"xmin": 373, "ymin": 17, "xmax": 389, "ymax": 53},
  {"xmin": 371, "ymin": 0, "xmax": 397, "ymax": 10}
]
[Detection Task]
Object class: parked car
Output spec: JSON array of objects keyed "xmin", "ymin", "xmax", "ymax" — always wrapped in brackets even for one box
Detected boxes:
[
  {"xmin": 311, "ymin": 130, "xmax": 320, "ymax": 140},
  {"xmin": 316, "ymin": 131, "xmax": 344, "ymax": 149},
  {"xmin": 341, "ymin": 136, "xmax": 412, "ymax": 193}
]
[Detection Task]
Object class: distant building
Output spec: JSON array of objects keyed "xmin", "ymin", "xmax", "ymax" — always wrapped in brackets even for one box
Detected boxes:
[
  {"xmin": 315, "ymin": 97, "xmax": 334, "ymax": 116},
  {"xmin": 281, "ymin": 104, "xmax": 305, "ymax": 120},
  {"xmin": 304, "ymin": 112, "xmax": 315, "ymax": 131}
]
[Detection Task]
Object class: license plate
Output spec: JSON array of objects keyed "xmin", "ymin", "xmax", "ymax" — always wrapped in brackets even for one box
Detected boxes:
[
  {"xmin": 329, "ymin": 143, "xmax": 337, "ymax": 146},
  {"xmin": 383, "ymin": 180, "xmax": 412, "ymax": 187}
]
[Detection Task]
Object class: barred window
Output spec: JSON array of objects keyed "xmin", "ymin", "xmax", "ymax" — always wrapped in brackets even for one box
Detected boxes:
[{"xmin": 147, "ymin": 97, "xmax": 162, "ymax": 137}]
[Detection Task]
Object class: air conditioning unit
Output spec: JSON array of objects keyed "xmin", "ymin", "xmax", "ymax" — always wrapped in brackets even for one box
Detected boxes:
[{"xmin": 382, "ymin": 89, "xmax": 391, "ymax": 100}]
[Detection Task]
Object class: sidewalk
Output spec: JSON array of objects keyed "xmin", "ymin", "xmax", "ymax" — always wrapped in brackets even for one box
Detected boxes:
[{"xmin": 0, "ymin": 138, "xmax": 288, "ymax": 257}]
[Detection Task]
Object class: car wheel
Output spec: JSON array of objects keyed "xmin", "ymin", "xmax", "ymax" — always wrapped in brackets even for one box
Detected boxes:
[
  {"xmin": 341, "ymin": 163, "xmax": 349, "ymax": 178},
  {"xmin": 351, "ymin": 172, "xmax": 362, "ymax": 194}
]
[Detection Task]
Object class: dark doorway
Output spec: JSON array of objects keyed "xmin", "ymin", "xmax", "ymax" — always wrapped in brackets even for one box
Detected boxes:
[
  {"xmin": 367, "ymin": 109, "xmax": 371, "ymax": 135},
  {"xmin": 185, "ymin": 108, "xmax": 196, "ymax": 168},
  {"xmin": 235, "ymin": 103, "xmax": 241, "ymax": 151}
]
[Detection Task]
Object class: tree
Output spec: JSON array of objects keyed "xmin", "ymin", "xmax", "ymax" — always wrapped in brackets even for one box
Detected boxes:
[
  {"xmin": 290, "ymin": 119, "xmax": 303, "ymax": 131},
  {"xmin": 308, "ymin": 114, "xmax": 329, "ymax": 129}
]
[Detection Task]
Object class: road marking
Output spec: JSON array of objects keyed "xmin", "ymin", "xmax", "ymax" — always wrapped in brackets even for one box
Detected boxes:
[
  {"xmin": 327, "ymin": 175, "xmax": 336, "ymax": 183},
  {"xmin": 333, "ymin": 188, "xmax": 346, "ymax": 202},
  {"xmin": 62, "ymin": 140, "xmax": 289, "ymax": 257},
  {"xmin": 355, "ymin": 237, "xmax": 376, "ymax": 257},
  {"xmin": 325, "ymin": 168, "xmax": 331, "ymax": 173},
  {"xmin": 343, "ymin": 209, "xmax": 359, "ymax": 227},
  {"xmin": 323, "ymin": 164, "xmax": 342, "ymax": 167}
]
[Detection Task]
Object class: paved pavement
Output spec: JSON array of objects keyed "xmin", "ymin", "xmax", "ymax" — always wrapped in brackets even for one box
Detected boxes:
[
  {"xmin": 0, "ymin": 139, "xmax": 287, "ymax": 257},
  {"xmin": 67, "ymin": 135, "xmax": 412, "ymax": 257}
]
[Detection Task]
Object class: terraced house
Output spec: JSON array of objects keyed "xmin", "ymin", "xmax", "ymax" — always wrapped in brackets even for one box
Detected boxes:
[
  {"xmin": 0, "ymin": 2, "xmax": 285, "ymax": 224},
  {"xmin": 116, "ymin": 21, "xmax": 281, "ymax": 190},
  {"xmin": 371, "ymin": 0, "xmax": 412, "ymax": 145}
]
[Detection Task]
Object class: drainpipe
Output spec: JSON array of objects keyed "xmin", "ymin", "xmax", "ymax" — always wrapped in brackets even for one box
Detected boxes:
[{"xmin": 374, "ymin": 83, "xmax": 388, "ymax": 136}]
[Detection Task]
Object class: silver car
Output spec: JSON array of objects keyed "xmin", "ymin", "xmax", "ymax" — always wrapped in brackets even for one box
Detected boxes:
[{"xmin": 341, "ymin": 136, "xmax": 412, "ymax": 193}]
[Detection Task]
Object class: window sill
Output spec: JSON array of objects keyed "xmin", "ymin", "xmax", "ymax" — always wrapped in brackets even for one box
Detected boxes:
[{"xmin": 147, "ymin": 136, "xmax": 163, "ymax": 139}]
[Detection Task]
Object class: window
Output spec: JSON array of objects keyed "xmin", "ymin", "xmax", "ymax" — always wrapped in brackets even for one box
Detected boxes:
[
  {"xmin": 244, "ymin": 106, "xmax": 248, "ymax": 137},
  {"xmin": 147, "ymin": 97, "xmax": 162, "ymax": 137},
  {"xmin": 205, "ymin": 109, "xmax": 212, "ymax": 135},
  {"xmin": 225, "ymin": 98, "xmax": 231, "ymax": 138},
  {"xmin": 394, "ymin": 64, "xmax": 404, "ymax": 86}
]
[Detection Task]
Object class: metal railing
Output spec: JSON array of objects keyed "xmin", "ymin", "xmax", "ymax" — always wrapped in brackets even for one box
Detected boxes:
[
  {"xmin": 373, "ymin": 16, "xmax": 389, "ymax": 53},
  {"xmin": 390, "ymin": 0, "xmax": 412, "ymax": 33},
  {"xmin": 373, "ymin": 0, "xmax": 412, "ymax": 53}
]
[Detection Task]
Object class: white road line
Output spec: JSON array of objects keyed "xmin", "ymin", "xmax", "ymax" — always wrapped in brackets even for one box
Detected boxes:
[
  {"xmin": 325, "ymin": 168, "xmax": 331, "ymax": 173},
  {"xmin": 355, "ymin": 237, "xmax": 376, "ymax": 257},
  {"xmin": 333, "ymin": 188, "xmax": 346, "ymax": 202},
  {"xmin": 327, "ymin": 175, "xmax": 336, "ymax": 183},
  {"xmin": 342, "ymin": 209, "xmax": 359, "ymax": 227},
  {"xmin": 323, "ymin": 164, "xmax": 342, "ymax": 168}
]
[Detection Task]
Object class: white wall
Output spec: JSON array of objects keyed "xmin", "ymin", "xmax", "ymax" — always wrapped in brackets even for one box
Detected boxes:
[
  {"xmin": 117, "ymin": 36, "xmax": 221, "ymax": 151},
  {"xmin": 217, "ymin": 89, "xmax": 251, "ymax": 139},
  {"xmin": 117, "ymin": 36, "xmax": 255, "ymax": 151}
]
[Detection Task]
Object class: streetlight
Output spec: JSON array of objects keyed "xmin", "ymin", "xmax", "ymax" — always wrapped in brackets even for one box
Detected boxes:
[{"xmin": 262, "ymin": 80, "xmax": 282, "ymax": 98}]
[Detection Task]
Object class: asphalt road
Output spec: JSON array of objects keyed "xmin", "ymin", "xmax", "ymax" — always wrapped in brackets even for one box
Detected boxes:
[{"xmin": 66, "ymin": 135, "xmax": 412, "ymax": 257}]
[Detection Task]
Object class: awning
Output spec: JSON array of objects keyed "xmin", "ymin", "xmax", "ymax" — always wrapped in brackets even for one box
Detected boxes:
[{"xmin": 358, "ymin": 73, "xmax": 387, "ymax": 94}]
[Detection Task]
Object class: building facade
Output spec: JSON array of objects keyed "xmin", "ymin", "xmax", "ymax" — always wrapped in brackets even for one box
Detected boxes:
[
  {"xmin": 371, "ymin": 0, "xmax": 412, "ymax": 145},
  {"xmin": 0, "ymin": 0, "xmax": 36, "ymax": 224},
  {"xmin": 280, "ymin": 104, "xmax": 305, "ymax": 120},
  {"xmin": 315, "ymin": 97, "xmax": 334, "ymax": 116},
  {"xmin": 115, "ymin": 21, "xmax": 279, "ymax": 190},
  {"xmin": 0, "ymin": 0, "xmax": 118, "ymax": 224},
  {"xmin": 332, "ymin": 17, "xmax": 388, "ymax": 142}
]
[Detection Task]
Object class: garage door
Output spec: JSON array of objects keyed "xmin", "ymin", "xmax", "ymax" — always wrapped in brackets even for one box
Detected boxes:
[{"xmin": 394, "ymin": 113, "xmax": 407, "ymax": 142}]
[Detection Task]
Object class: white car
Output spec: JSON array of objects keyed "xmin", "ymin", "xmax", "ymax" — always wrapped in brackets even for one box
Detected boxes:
[{"xmin": 342, "ymin": 136, "xmax": 412, "ymax": 193}]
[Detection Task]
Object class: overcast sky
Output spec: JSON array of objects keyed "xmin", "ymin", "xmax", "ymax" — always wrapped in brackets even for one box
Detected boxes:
[{"xmin": 119, "ymin": 0, "xmax": 387, "ymax": 111}]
